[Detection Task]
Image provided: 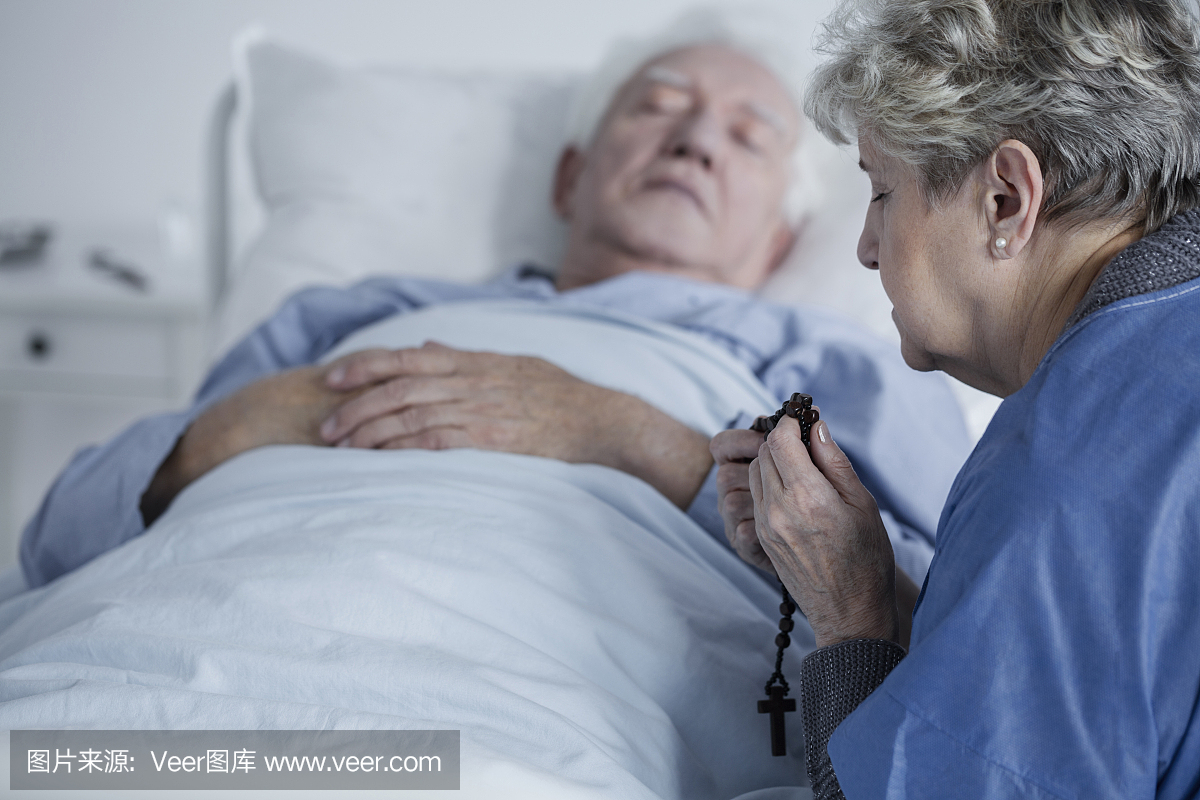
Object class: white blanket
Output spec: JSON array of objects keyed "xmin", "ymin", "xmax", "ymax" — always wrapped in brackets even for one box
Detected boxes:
[{"xmin": 0, "ymin": 306, "xmax": 811, "ymax": 799}]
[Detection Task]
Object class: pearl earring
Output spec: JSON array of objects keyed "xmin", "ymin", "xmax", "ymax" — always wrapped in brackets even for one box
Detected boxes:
[{"xmin": 995, "ymin": 236, "xmax": 1008, "ymax": 250}]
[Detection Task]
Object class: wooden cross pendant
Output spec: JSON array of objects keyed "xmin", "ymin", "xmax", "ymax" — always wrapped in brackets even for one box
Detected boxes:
[{"xmin": 758, "ymin": 684, "xmax": 796, "ymax": 756}]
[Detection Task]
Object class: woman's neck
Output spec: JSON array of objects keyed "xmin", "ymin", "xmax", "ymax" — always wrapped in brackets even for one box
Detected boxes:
[{"xmin": 1015, "ymin": 221, "xmax": 1143, "ymax": 386}]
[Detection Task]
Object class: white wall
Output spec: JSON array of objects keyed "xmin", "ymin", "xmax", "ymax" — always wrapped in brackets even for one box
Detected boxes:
[{"xmin": 0, "ymin": 0, "xmax": 746, "ymax": 231}]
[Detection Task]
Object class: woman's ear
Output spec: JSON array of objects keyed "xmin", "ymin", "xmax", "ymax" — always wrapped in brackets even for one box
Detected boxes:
[
  {"xmin": 983, "ymin": 140, "xmax": 1043, "ymax": 259},
  {"xmin": 552, "ymin": 147, "xmax": 586, "ymax": 220}
]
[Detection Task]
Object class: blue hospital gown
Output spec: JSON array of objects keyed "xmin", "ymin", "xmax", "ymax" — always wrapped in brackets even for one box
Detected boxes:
[
  {"xmin": 20, "ymin": 267, "xmax": 971, "ymax": 589},
  {"xmin": 828, "ymin": 271, "xmax": 1200, "ymax": 797}
]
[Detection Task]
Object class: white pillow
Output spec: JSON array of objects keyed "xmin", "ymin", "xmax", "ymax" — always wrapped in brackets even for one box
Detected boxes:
[{"xmin": 216, "ymin": 34, "xmax": 577, "ymax": 353}]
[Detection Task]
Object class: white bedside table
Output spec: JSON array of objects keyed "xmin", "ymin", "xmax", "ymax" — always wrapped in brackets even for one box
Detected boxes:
[{"xmin": 0, "ymin": 224, "xmax": 208, "ymax": 571}]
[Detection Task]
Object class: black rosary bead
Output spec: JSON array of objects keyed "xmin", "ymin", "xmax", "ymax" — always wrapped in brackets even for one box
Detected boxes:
[
  {"xmin": 752, "ymin": 393, "xmax": 818, "ymax": 450},
  {"xmin": 778, "ymin": 618, "xmax": 794, "ymax": 633}
]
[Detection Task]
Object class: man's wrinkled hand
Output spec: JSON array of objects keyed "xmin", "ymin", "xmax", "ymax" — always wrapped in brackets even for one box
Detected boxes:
[
  {"xmin": 141, "ymin": 364, "xmax": 364, "ymax": 526},
  {"xmin": 749, "ymin": 417, "xmax": 901, "ymax": 648},
  {"xmin": 320, "ymin": 342, "xmax": 623, "ymax": 465},
  {"xmin": 320, "ymin": 341, "xmax": 715, "ymax": 509},
  {"xmin": 195, "ymin": 365, "xmax": 353, "ymax": 456}
]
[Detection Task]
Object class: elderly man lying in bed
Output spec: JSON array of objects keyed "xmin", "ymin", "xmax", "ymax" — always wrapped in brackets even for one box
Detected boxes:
[
  {"xmin": 4, "ymin": 17, "xmax": 969, "ymax": 800},
  {"xmin": 23, "ymin": 38, "xmax": 968, "ymax": 594}
]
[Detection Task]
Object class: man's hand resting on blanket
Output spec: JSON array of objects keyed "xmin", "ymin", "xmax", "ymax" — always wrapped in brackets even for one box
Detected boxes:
[
  {"xmin": 140, "ymin": 365, "xmax": 366, "ymax": 526},
  {"xmin": 319, "ymin": 341, "xmax": 713, "ymax": 509}
]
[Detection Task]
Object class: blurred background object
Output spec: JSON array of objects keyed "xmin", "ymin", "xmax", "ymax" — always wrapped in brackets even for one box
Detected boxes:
[
  {"xmin": 0, "ymin": 222, "xmax": 53, "ymax": 267},
  {"xmin": 0, "ymin": 221, "xmax": 206, "ymax": 569}
]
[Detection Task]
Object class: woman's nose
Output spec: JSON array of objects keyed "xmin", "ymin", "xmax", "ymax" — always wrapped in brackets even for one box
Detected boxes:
[{"xmin": 857, "ymin": 222, "xmax": 880, "ymax": 270}]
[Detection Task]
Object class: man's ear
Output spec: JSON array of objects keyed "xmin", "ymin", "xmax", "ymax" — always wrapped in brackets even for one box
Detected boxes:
[
  {"xmin": 983, "ymin": 139, "xmax": 1043, "ymax": 259},
  {"xmin": 552, "ymin": 146, "xmax": 586, "ymax": 221}
]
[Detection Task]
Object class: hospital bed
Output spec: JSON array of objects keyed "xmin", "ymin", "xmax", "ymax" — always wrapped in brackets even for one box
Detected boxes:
[{"xmin": 0, "ymin": 24, "xmax": 999, "ymax": 800}]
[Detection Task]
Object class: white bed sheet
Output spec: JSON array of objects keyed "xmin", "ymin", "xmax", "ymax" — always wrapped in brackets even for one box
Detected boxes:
[
  {"xmin": 0, "ymin": 447, "xmax": 809, "ymax": 799},
  {"xmin": 0, "ymin": 307, "xmax": 811, "ymax": 799}
]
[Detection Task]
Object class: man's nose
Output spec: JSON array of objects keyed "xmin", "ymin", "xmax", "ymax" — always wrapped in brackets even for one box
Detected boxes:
[{"xmin": 666, "ymin": 111, "xmax": 720, "ymax": 170}]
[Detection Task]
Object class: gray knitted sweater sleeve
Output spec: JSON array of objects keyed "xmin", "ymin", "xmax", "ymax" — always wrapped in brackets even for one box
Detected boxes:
[{"xmin": 801, "ymin": 638, "xmax": 907, "ymax": 800}]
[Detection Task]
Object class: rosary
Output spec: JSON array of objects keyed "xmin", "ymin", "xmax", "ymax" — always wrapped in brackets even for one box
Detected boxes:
[{"xmin": 750, "ymin": 393, "xmax": 818, "ymax": 757}]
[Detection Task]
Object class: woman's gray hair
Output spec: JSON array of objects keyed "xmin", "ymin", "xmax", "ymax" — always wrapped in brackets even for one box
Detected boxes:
[
  {"xmin": 805, "ymin": 0, "xmax": 1200, "ymax": 232},
  {"xmin": 566, "ymin": 4, "xmax": 822, "ymax": 225}
]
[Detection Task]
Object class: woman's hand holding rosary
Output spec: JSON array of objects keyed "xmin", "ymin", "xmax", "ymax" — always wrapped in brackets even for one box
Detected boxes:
[
  {"xmin": 748, "ymin": 401, "xmax": 901, "ymax": 650},
  {"xmin": 711, "ymin": 394, "xmax": 903, "ymax": 758}
]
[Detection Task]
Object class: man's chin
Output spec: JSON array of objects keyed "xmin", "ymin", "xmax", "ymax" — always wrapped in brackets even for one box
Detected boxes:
[
  {"xmin": 605, "ymin": 227, "xmax": 715, "ymax": 270},
  {"xmin": 617, "ymin": 195, "xmax": 710, "ymax": 236}
]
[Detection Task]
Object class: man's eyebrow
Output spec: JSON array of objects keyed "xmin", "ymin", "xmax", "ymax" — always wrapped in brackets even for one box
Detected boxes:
[
  {"xmin": 745, "ymin": 100, "xmax": 790, "ymax": 136},
  {"xmin": 643, "ymin": 65, "xmax": 692, "ymax": 89}
]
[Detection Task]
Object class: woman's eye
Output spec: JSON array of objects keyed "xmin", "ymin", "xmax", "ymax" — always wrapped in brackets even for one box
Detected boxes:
[{"xmin": 871, "ymin": 191, "xmax": 890, "ymax": 203}]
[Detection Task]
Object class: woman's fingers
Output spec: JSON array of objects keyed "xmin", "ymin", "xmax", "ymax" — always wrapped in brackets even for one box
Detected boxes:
[
  {"xmin": 710, "ymin": 429, "xmax": 765, "ymax": 465},
  {"xmin": 808, "ymin": 420, "xmax": 877, "ymax": 511},
  {"xmin": 749, "ymin": 417, "xmax": 899, "ymax": 646},
  {"xmin": 761, "ymin": 417, "xmax": 821, "ymax": 488},
  {"xmin": 733, "ymin": 519, "xmax": 777, "ymax": 574},
  {"xmin": 713, "ymin": 428, "xmax": 778, "ymax": 572},
  {"xmin": 748, "ymin": 452, "xmax": 764, "ymax": 504}
]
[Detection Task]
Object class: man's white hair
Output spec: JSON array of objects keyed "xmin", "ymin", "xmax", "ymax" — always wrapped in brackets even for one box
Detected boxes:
[{"xmin": 565, "ymin": 4, "xmax": 823, "ymax": 226}]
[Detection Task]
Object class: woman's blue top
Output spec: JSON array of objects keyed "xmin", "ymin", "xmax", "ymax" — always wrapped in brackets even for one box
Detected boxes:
[{"xmin": 830, "ymin": 213, "xmax": 1200, "ymax": 799}]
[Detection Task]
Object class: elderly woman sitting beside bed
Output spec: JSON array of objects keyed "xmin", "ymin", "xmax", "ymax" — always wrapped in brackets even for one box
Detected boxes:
[
  {"xmin": 2, "ymin": 13, "xmax": 968, "ymax": 800},
  {"xmin": 714, "ymin": 0, "xmax": 1200, "ymax": 797}
]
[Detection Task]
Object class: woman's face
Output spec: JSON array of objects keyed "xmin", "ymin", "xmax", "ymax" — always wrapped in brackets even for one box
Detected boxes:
[{"xmin": 855, "ymin": 139, "xmax": 1006, "ymax": 393}]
